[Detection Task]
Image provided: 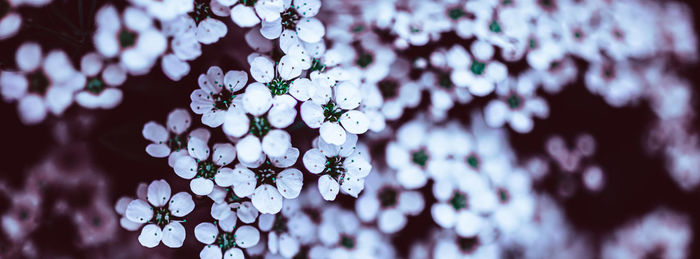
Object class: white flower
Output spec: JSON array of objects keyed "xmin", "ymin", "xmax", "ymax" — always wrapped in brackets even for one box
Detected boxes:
[
  {"xmin": 302, "ymin": 134, "xmax": 371, "ymax": 200},
  {"xmin": 385, "ymin": 120, "xmax": 431, "ymax": 189},
  {"xmin": 115, "ymin": 183, "xmax": 147, "ymax": 231},
  {"xmin": 215, "ymin": 147, "xmax": 302, "ymax": 214},
  {"xmin": 194, "ymin": 220, "xmax": 260, "ymax": 259},
  {"xmin": 128, "ymin": 0, "xmax": 193, "ymax": 21},
  {"xmin": 247, "ymin": 55, "xmax": 312, "ymax": 101},
  {"xmin": 191, "ymin": 66, "xmax": 248, "ymax": 128},
  {"xmin": 187, "ymin": 0, "xmax": 229, "ymax": 44},
  {"xmin": 318, "ymin": 207, "xmax": 395, "ymax": 259},
  {"xmin": 484, "ymin": 75, "xmax": 549, "ymax": 133},
  {"xmin": 257, "ymin": 200, "xmax": 316, "ymax": 258},
  {"xmin": 0, "ymin": 42, "xmax": 82, "ymax": 125},
  {"xmin": 433, "ymin": 230, "xmax": 499, "ymax": 258},
  {"xmin": 223, "ymin": 0, "xmax": 324, "ymax": 43},
  {"xmin": 447, "ymin": 42, "xmax": 507, "ymax": 97},
  {"xmin": 173, "ymin": 136, "xmax": 237, "ymax": 196},
  {"xmin": 221, "ymin": 81, "xmax": 297, "ymax": 162},
  {"xmin": 74, "ymin": 53, "xmax": 125, "ymax": 109},
  {"xmin": 142, "ymin": 108, "xmax": 213, "ymax": 166},
  {"xmin": 93, "ymin": 5, "xmax": 167, "ymax": 75},
  {"xmin": 124, "ymin": 179, "xmax": 194, "ymax": 248},
  {"xmin": 300, "ymin": 81, "xmax": 368, "ymax": 145},
  {"xmin": 355, "ymin": 172, "xmax": 424, "ymax": 234}
]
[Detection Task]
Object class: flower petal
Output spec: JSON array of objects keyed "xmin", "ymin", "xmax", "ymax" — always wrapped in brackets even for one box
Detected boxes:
[
  {"xmin": 340, "ymin": 175, "xmax": 364, "ymax": 197},
  {"xmin": 213, "ymin": 143, "xmax": 236, "ymax": 166},
  {"xmin": 125, "ymin": 199, "xmax": 153, "ymax": 224},
  {"xmin": 231, "ymin": 4, "xmax": 260, "ymax": 27},
  {"xmin": 138, "ymin": 224, "xmax": 163, "ymax": 248},
  {"xmin": 174, "ymin": 156, "xmax": 198, "ymax": 179},
  {"xmin": 167, "ymin": 108, "xmax": 191, "ymax": 135},
  {"xmin": 195, "ymin": 222, "xmax": 218, "ymax": 244},
  {"xmin": 276, "ymin": 168, "xmax": 303, "ymax": 199},
  {"xmin": 252, "ymin": 184, "xmax": 283, "ymax": 214},
  {"xmin": 188, "ymin": 136, "xmax": 211, "ymax": 160},
  {"xmin": 300, "ymin": 101, "xmax": 324, "ymax": 128},
  {"xmin": 302, "ymin": 149, "xmax": 326, "ymax": 174},
  {"xmin": 236, "ymin": 201, "xmax": 259, "ymax": 224},
  {"xmin": 147, "ymin": 179, "xmax": 171, "ymax": 207},
  {"xmin": 162, "ymin": 221, "xmax": 186, "ymax": 248},
  {"xmin": 250, "ymin": 56, "xmax": 275, "ymax": 83},
  {"xmin": 242, "ymin": 82, "xmax": 273, "ymax": 116},
  {"xmin": 295, "ymin": 17, "xmax": 324, "ymax": 43},
  {"xmin": 334, "ymin": 81, "xmax": 361, "ymax": 110},
  {"xmin": 169, "ymin": 192, "xmax": 195, "ymax": 217},
  {"xmin": 262, "ymin": 129, "xmax": 291, "ymax": 157},
  {"xmin": 230, "ymin": 166, "xmax": 257, "ymax": 197},
  {"xmin": 143, "ymin": 122, "xmax": 168, "ymax": 143},
  {"xmin": 146, "ymin": 143, "xmax": 171, "ymax": 158},
  {"xmin": 236, "ymin": 135, "xmax": 263, "ymax": 163},
  {"xmin": 269, "ymin": 147, "xmax": 299, "ymax": 168},
  {"xmin": 191, "ymin": 178, "xmax": 215, "ymax": 196},
  {"xmin": 318, "ymin": 175, "xmax": 339, "ymax": 201},
  {"xmin": 320, "ymin": 122, "xmax": 346, "ymax": 145},
  {"xmin": 234, "ymin": 225, "xmax": 260, "ymax": 248}
]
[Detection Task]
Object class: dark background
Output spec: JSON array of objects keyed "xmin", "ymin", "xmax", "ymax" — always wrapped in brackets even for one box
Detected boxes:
[{"xmin": 0, "ymin": 0, "xmax": 699, "ymax": 258}]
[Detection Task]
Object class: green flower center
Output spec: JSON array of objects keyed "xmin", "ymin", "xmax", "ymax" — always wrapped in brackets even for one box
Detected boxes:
[
  {"xmin": 355, "ymin": 52, "xmax": 374, "ymax": 68},
  {"xmin": 118, "ymin": 29, "xmax": 136, "ymax": 48},
  {"xmin": 197, "ymin": 160, "xmax": 219, "ymax": 179},
  {"xmin": 266, "ymin": 78, "xmax": 291, "ymax": 96},
  {"xmin": 377, "ymin": 79, "xmax": 398, "ymax": 99},
  {"xmin": 215, "ymin": 232, "xmax": 237, "ymax": 251},
  {"xmin": 168, "ymin": 134, "xmax": 188, "ymax": 151},
  {"xmin": 448, "ymin": 7, "xmax": 465, "ymax": 20},
  {"xmin": 189, "ymin": 0, "xmax": 212, "ymax": 25},
  {"xmin": 323, "ymin": 156, "xmax": 345, "ymax": 180},
  {"xmin": 488, "ymin": 20, "xmax": 501, "ymax": 33},
  {"xmin": 498, "ymin": 188, "xmax": 510, "ymax": 203},
  {"xmin": 449, "ymin": 192, "xmax": 467, "ymax": 210},
  {"xmin": 28, "ymin": 71, "xmax": 49, "ymax": 95},
  {"xmin": 378, "ymin": 187, "xmax": 398, "ymax": 208},
  {"xmin": 249, "ymin": 115, "xmax": 271, "ymax": 138},
  {"xmin": 438, "ymin": 72, "xmax": 452, "ymax": 89},
  {"xmin": 239, "ymin": 0, "xmax": 256, "ymax": 7},
  {"xmin": 528, "ymin": 38, "xmax": 537, "ymax": 49},
  {"xmin": 0, "ymin": 0, "xmax": 9, "ymax": 19},
  {"xmin": 411, "ymin": 149, "xmax": 429, "ymax": 167},
  {"xmin": 340, "ymin": 235, "xmax": 355, "ymax": 249},
  {"xmin": 281, "ymin": 7, "xmax": 300, "ymax": 30},
  {"xmin": 255, "ymin": 159, "xmax": 280, "ymax": 186},
  {"xmin": 506, "ymin": 94, "xmax": 523, "ymax": 109},
  {"xmin": 212, "ymin": 88, "xmax": 235, "ymax": 111},
  {"xmin": 470, "ymin": 61, "xmax": 485, "ymax": 75},
  {"xmin": 310, "ymin": 58, "xmax": 326, "ymax": 72},
  {"xmin": 152, "ymin": 207, "xmax": 171, "ymax": 228},
  {"xmin": 458, "ymin": 236, "xmax": 479, "ymax": 253},
  {"xmin": 501, "ymin": 0, "xmax": 513, "ymax": 5},
  {"xmin": 86, "ymin": 78, "xmax": 105, "ymax": 94},
  {"xmin": 272, "ymin": 213, "xmax": 289, "ymax": 234},
  {"xmin": 351, "ymin": 24, "xmax": 365, "ymax": 33},
  {"xmin": 466, "ymin": 154, "xmax": 479, "ymax": 169},
  {"xmin": 549, "ymin": 61, "xmax": 560, "ymax": 71},
  {"xmin": 322, "ymin": 101, "xmax": 344, "ymax": 123}
]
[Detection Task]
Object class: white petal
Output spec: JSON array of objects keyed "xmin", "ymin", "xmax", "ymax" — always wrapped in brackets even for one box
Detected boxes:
[
  {"xmin": 125, "ymin": 199, "xmax": 153, "ymax": 223},
  {"xmin": 162, "ymin": 222, "xmax": 186, "ymax": 248},
  {"xmin": 484, "ymin": 100, "xmax": 508, "ymax": 128},
  {"xmin": 510, "ymin": 111, "xmax": 533, "ymax": 133},
  {"xmin": 16, "ymin": 42, "xmax": 42, "ymax": 72},
  {"xmin": 355, "ymin": 194, "xmax": 379, "ymax": 222},
  {"xmin": 230, "ymin": 166, "xmax": 257, "ymax": 197},
  {"xmin": 231, "ymin": 4, "xmax": 260, "ymax": 27},
  {"xmin": 223, "ymin": 248, "xmax": 245, "ymax": 259},
  {"xmin": 250, "ymin": 56, "xmax": 275, "ymax": 83},
  {"xmin": 318, "ymin": 175, "xmax": 339, "ymax": 201},
  {"xmin": 167, "ymin": 108, "xmax": 191, "ymax": 134},
  {"xmin": 344, "ymin": 154, "xmax": 371, "ymax": 178},
  {"xmin": 169, "ymin": 192, "xmax": 195, "ymax": 217},
  {"xmin": 0, "ymin": 13, "xmax": 21, "ymax": 40},
  {"xmin": 397, "ymin": 166, "xmax": 427, "ymax": 189},
  {"xmin": 276, "ymin": 168, "xmax": 303, "ymax": 199},
  {"xmin": 262, "ymin": 129, "xmax": 291, "ymax": 157},
  {"xmin": 268, "ymin": 98, "xmax": 297, "ymax": 129},
  {"xmin": 340, "ymin": 176, "xmax": 364, "ymax": 197},
  {"xmin": 219, "ymin": 212, "xmax": 238, "ymax": 232},
  {"xmin": 120, "ymin": 217, "xmax": 143, "ymax": 231},
  {"xmin": 334, "ymin": 82, "xmax": 361, "ymax": 110},
  {"xmin": 289, "ymin": 78, "xmax": 311, "ymax": 101},
  {"xmin": 254, "ymin": 0, "xmax": 284, "ymax": 22},
  {"xmin": 260, "ymin": 19, "xmax": 283, "ymax": 39},
  {"xmin": 235, "ymin": 225, "xmax": 260, "ymax": 248},
  {"xmin": 200, "ymin": 245, "xmax": 223, "ymax": 259},
  {"xmin": 17, "ymin": 95, "xmax": 47, "ymax": 125},
  {"xmin": 398, "ymin": 191, "xmax": 425, "ymax": 215},
  {"xmin": 213, "ymin": 143, "xmax": 236, "ymax": 166},
  {"xmin": 293, "ymin": 0, "xmax": 321, "ymax": 17},
  {"xmin": 168, "ymin": 150, "xmax": 188, "ymax": 167},
  {"xmin": 147, "ymin": 179, "xmax": 172, "ymax": 207},
  {"xmin": 224, "ymin": 70, "xmax": 248, "ymax": 92},
  {"xmin": 162, "ymin": 54, "xmax": 190, "ymax": 81},
  {"xmin": 174, "ymin": 156, "xmax": 198, "ymax": 179},
  {"xmin": 190, "ymin": 127, "xmax": 212, "ymax": 142},
  {"xmin": 302, "ymin": 149, "xmax": 326, "ymax": 174},
  {"xmin": 210, "ymin": 0, "xmax": 231, "ymax": 16},
  {"xmin": 115, "ymin": 197, "xmax": 132, "ymax": 215},
  {"xmin": 431, "ymin": 203, "xmax": 456, "ymax": 228},
  {"xmin": 339, "ymin": 110, "xmax": 369, "ymax": 135},
  {"xmin": 269, "ymin": 147, "xmax": 299, "ymax": 168},
  {"xmin": 279, "ymin": 233, "xmax": 300, "ymax": 258},
  {"xmin": 455, "ymin": 211, "xmax": 482, "ymax": 237},
  {"xmin": 188, "ymin": 136, "xmax": 211, "ymax": 160},
  {"xmin": 295, "ymin": 17, "xmax": 324, "ymax": 43},
  {"xmin": 142, "ymin": 122, "xmax": 168, "ymax": 144},
  {"xmin": 258, "ymin": 213, "xmax": 275, "ymax": 231},
  {"xmin": 245, "ymin": 29, "xmax": 274, "ymax": 52},
  {"xmin": 214, "ymin": 167, "xmax": 235, "ymax": 187},
  {"xmin": 236, "ymin": 202, "xmax": 259, "ymax": 223},
  {"xmin": 195, "ymin": 222, "xmax": 219, "ymax": 244},
  {"xmin": 138, "ymin": 224, "xmax": 163, "ymax": 248},
  {"xmin": 222, "ymin": 108, "xmax": 250, "ymax": 137},
  {"xmin": 278, "ymin": 55, "xmax": 302, "ymax": 80},
  {"xmin": 300, "ymin": 101, "xmax": 324, "ymax": 128},
  {"xmin": 102, "ymin": 63, "xmax": 127, "ymax": 86},
  {"xmin": 320, "ymin": 122, "xmax": 346, "ymax": 145},
  {"xmin": 237, "ymin": 135, "xmax": 263, "ymax": 163},
  {"xmin": 378, "ymin": 209, "xmax": 406, "ymax": 233},
  {"xmin": 0, "ymin": 71, "xmax": 27, "ymax": 100},
  {"xmin": 197, "ymin": 18, "xmax": 228, "ymax": 44},
  {"xmin": 243, "ymin": 82, "xmax": 273, "ymax": 116},
  {"xmin": 80, "ymin": 52, "xmax": 103, "ymax": 76},
  {"xmin": 146, "ymin": 143, "xmax": 171, "ymax": 158},
  {"xmin": 252, "ymin": 184, "xmax": 284, "ymax": 214},
  {"xmin": 191, "ymin": 178, "xmax": 215, "ymax": 196}
]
